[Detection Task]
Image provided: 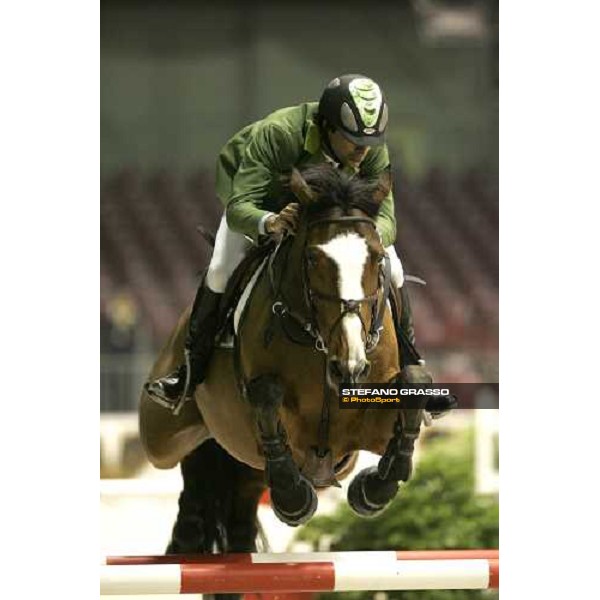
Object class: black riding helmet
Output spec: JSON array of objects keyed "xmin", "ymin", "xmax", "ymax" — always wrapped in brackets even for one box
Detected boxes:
[{"xmin": 318, "ymin": 74, "xmax": 388, "ymax": 147}]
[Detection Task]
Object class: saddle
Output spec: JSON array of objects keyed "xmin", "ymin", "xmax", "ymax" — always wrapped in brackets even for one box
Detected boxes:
[{"xmin": 214, "ymin": 239, "xmax": 277, "ymax": 345}]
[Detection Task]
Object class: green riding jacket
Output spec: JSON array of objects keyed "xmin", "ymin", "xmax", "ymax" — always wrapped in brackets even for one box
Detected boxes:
[{"xmin": 215, "ymin": 102, "xmax": 397, "ymax": 247}]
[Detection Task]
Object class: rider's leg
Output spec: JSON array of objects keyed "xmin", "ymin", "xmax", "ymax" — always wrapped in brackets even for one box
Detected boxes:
[
  {"xmin": 386, "ymin": 245, "xmax": 425, "ymax": 368},
  {"xmin": 385, "ymin": 245, "xmax": 456, "ymax": 417},
  {"xmin": 145, "ymin": 215, "xmax": 252, "ymax": 406}
]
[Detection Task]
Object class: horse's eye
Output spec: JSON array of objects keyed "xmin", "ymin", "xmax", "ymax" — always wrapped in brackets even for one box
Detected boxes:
[{"xmin": 306, "ymin": 248, "xmax": 319, "ymax": 268}]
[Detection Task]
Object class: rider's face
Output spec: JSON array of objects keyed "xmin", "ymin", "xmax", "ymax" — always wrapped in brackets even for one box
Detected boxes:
[{"xmin": 327, "ymin": 129, "xmax": 370, "ymax": 168}]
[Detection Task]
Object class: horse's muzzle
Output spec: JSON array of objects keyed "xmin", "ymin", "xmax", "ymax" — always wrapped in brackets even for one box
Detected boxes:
[{"xmin": 328, "ymin": 358, "xmax": 371, "ymax": 384}]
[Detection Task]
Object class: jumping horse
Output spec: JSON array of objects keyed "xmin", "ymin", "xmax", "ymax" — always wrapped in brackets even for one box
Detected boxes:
[{"xmin": 139, "ymin": 164, "xmax": 431, "ymax": 560}]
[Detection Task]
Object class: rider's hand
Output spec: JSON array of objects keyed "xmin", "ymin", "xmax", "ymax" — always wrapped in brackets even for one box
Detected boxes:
[{"xmin": 265, "ymin": 203, "xmax": 300, "ymax": 236}]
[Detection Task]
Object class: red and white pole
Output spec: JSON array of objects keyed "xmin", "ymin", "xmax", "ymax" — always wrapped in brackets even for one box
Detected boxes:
[{"xmin": 101, "ymin": 550, "xmax": 499, "ymax": 595}]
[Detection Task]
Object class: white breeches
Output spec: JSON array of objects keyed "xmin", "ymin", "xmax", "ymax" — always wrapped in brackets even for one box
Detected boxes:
[
  {"xmin": 205, "ymin": 215, "xmax": 253, "ymax": 293},
  {"xmin": 205, "ymin": 214, "xmax": 405, "ymax": 293}
]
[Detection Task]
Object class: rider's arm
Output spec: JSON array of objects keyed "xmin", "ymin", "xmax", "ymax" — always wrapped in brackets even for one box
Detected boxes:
[
  {"xmin": 224, "ymin": 123, "xmax": 299, "ymax": 241},
  {"xmin": 360, "ymin": 145, "xmax": 397, "ymax": 247}
]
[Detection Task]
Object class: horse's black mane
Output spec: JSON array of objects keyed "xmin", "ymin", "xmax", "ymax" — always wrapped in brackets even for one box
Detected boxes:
[{"xmin": 286, "ymin": 164, "xmax": 385, "ymax": 218}]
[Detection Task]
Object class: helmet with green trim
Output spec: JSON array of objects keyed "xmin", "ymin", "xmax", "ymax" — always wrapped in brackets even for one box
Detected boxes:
[{"xmin": 318, "ymin": 74, "xmax": 388, "ymax": 147}]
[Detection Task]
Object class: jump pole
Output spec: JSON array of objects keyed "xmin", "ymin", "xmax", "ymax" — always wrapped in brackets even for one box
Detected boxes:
[{"xmin": 101, "ymin": 550, "xmax": 499, "ymax": 595}]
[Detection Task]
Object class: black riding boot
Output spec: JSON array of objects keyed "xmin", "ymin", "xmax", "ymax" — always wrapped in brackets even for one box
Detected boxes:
[
  {"xmin": 399, "ymin": 285, "xmax": 416, "ymax": 346},
  {"xmin": 145, "ymin": 282, "xmax": 223, "ymax": 409},
  {"xmin": 395, "ymin": 286, "xmax": 457, "ymax": 418}
]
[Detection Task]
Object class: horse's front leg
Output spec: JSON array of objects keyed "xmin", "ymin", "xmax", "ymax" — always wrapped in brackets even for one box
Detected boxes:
[
  {"xmin": 246, "ymin": 374, "xmax": 318, "ymax": 527},
  {"xmin": 348, "ymin": 367, "xmax": 429, "ymax": 517}
]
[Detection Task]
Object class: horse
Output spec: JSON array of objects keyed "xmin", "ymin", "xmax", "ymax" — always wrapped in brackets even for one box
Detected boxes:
[{"xmin": 138, "ymin": 164, "xmax": 431, "ymax": 559}]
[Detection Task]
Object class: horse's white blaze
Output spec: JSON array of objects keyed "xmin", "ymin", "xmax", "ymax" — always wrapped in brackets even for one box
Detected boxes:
[{"xmin": 318, "ymin": 233, "xmax": 369, "ymax": 369}]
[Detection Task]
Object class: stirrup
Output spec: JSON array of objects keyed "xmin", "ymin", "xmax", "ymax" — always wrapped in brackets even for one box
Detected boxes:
[
  {"xmin": 144, "ymin": 381, "xmax": 192, "ymax": 415},
  {"xmin": 145, "ymin": 351, "xmax": 194, "ymax": 416}
]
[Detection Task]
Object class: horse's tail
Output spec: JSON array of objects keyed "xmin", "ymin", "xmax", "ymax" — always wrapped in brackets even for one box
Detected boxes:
[{"xmin": 167, "ymin": 439, "xmax": 266, "ymax": 555}]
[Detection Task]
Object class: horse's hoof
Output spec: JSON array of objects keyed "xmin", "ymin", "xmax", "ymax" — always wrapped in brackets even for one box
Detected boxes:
[
  {"xmin": 347, "ymin": 466, "xmax": 399, "ymax": 517},
  {"xmin": 271, "ymin": 473, "xmax": 318, "ymax": 527}
]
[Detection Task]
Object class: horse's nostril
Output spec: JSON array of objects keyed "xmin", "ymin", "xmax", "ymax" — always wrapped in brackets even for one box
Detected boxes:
[
  {"xmin": 329, "ymin": 359, "xmax": 344, "ymax": 380},
  {"xmin": 329, "ymin": 360, "xmax": 370, "ymax": 382}
]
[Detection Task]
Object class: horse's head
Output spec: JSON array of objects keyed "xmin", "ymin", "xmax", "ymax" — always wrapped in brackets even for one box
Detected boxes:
[{"xmin": 288, "ymin": 164, "xmax": 392, "ymax": 386}]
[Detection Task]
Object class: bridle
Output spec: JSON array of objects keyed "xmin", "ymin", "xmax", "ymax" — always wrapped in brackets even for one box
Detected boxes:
[{"xmin": 267, "ymin": 215, "xmax": 392, "ymax": 356}]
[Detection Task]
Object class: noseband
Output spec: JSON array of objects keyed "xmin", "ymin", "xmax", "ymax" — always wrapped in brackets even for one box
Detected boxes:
[{"xmin": 268, "ymin": 215, "xmax": 392, "ymax": 355}]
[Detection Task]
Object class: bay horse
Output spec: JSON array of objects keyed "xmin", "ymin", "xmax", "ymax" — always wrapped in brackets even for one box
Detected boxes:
[{"xmin": 138, "ymin": 164, "xmax": 430, "ymax": 558}]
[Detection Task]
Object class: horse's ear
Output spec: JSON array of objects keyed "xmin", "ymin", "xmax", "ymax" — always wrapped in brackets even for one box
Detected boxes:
[
  {"xmin": 290, "ymin": 168, "xmax": 317, "ymax": 205},
  {"xmin": 372, "ymin": 168, "xmax": 392, "ymax": 205}
]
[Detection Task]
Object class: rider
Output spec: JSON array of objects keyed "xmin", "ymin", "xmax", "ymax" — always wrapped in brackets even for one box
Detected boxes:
[{"xmin": 146, "ymin": 74, "xmax": 451, "ymax": 415}]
